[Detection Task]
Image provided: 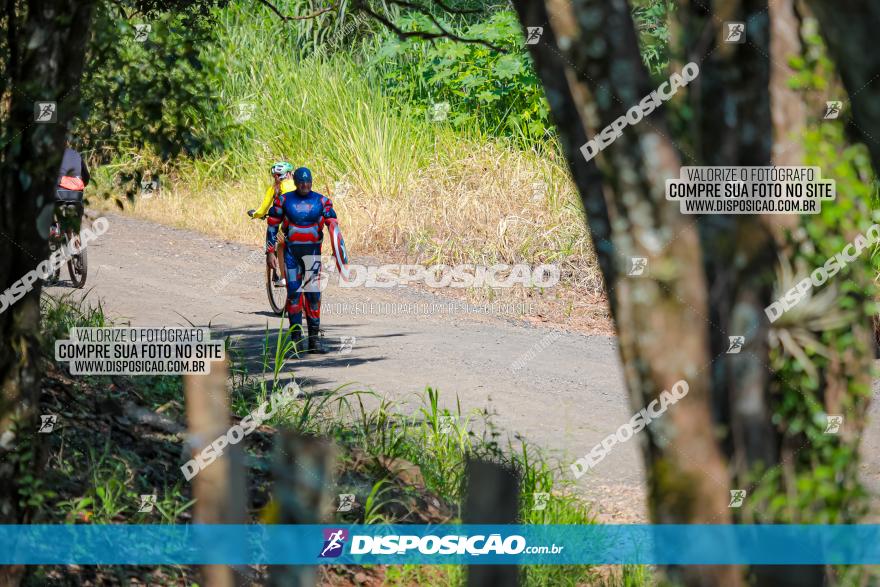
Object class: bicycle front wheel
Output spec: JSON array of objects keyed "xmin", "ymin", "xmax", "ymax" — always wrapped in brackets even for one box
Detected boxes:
[{"xmin": 266, "ymin": 265, "xmax": 286, "ymax": 315}]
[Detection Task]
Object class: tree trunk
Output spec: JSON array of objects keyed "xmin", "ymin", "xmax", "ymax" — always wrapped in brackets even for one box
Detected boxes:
[
  {"xmin": 804, "ymin": 1, "xmax": 880, "ymax": 174},
  {"xmin": 0, "ymin": 0, "xmax": 95, "ymax": 584},
  {"xmin": 769, "ymin": 0, "xmax": 806, "ymax": 168},
  {"xmin": 511, "ymin": 1, "xmax": 738, "ymax": 584},
  {"xmin": 512, "ymin": 0, "xmax": 876, "ymax": 584}
]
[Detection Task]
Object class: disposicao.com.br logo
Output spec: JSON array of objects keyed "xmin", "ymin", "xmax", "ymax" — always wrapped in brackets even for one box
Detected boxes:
[
  {"xmin": 319, "ymin": 528, "xmax": 349, "ymax": 558},
  {"xmin": 342, "ymin": 533, "xmax": 563, "ymax": 556}
]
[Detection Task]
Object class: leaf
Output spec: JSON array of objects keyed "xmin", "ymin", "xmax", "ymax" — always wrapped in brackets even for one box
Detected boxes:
[
  {"xmin": 460, "ymin": 74, "xmax": 487, "ymax": 90},
  {"xmin": 477, "ymin": 90, "xmax": 500, "ymax": 104},
  {"xmin": 493, "ymin": 55, "xmax": 522, "ymax": 79}
]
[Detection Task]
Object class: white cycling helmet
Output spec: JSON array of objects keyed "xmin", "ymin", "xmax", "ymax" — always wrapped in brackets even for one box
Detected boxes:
[{"xmin": 270, "ymin": 161, "xmax": 293, "ymax": 177}]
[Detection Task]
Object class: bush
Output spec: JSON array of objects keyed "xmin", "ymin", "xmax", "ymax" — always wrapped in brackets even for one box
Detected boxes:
[
  {"xmin": 74, "ymin": 3, "xmax": 223, "ymax": 162},
  {"xmin": 370, "ymin": 10, "xmax": 552, "ymax": 145}
]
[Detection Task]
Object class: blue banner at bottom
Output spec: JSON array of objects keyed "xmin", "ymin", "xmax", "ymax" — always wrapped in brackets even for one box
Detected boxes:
[{"xmin": 3, "ymin": 525, "xmax": 880, "ymax": 565}]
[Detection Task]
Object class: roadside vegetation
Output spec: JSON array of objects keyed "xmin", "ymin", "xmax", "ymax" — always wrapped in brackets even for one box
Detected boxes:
[
  {"xmin": 82, "ymin": 1, "xmax": 676, "ymax": 303},
  {"xmin": 29, "ymin": 294, "xmax": 652, "ymax": 586},
  {"xmin": 35, "ymin": 0, "xmax": 880, "ymax": 584}
]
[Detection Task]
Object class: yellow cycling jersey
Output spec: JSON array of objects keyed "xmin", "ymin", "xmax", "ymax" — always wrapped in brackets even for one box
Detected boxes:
[{"xmin": 253, "ymin": 178, "xmax": 297, "ymax": 219}]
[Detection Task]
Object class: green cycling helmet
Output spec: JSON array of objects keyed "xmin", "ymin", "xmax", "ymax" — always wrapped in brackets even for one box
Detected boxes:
[{"xmin": 270, "ymin": 161, "xmax": 293, "ymax": 177}]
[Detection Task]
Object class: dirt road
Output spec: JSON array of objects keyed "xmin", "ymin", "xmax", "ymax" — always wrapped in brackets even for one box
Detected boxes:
[
  {"xmin": 45, "ymin": 212, "xmax": 645, "ymax": 520},
  {"xmin": 45, "ymin": 211, "xmax": 880, "ymax": 522}
]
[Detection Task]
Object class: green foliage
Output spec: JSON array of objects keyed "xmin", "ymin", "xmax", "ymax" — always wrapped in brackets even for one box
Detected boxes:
[
  {"xmin": 631, "ymin": 0, "xmax": 674, "ymax": 78},
  {"xmin": 74, "ymin": 3, "xmax": 223, "ymax": 162},
  {"xmin": 39, "ymin": 292, "xmax": 107, "ymax": 354},
  {"xmin": 747, "ymin": 19, "xmax": 876, "ymax": 529},
  {"xmin": 371, "ymin": 10, "xmax": 552, "ymax": 145},
  {"xmin": 56, "ymin": 443, "xmax": 194, "ymax": 524},
  {"xmin": 192, "ymin": 8, "xmax": 437, "ymax": 197}
]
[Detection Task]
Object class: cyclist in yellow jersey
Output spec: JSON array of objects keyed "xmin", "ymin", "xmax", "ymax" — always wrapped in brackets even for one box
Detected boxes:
[
  {"xmin": 249, "ymin": 161, "xmax": 296, "ymax": 287},
  {"xmin": 249, "ymin": 161, "xmax": 296, "ymax": 219}
]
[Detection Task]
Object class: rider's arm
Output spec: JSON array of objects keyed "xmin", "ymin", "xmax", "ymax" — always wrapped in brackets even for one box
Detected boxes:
[
  {"xmin": 265, "ymin": 194, "xmax": 285, "ymax": 253},
  {"xmin": 321, "ymin": 196, "xmax": 338, "ymax": 229},
  {"xmin": 81, "ymin": 156, "xmax": 91, "ymax": 187},
  {"xmin": 253, "ymin": 186, "xmax": 275, "ymax": 219}
]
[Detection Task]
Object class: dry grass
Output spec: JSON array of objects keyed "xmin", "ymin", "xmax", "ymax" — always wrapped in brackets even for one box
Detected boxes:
[
  {"xmin": 100, "ymin": 138, "xmax": 602, "ymax": 293},
  {"xmin": 88, "ymin": 38, "xmax": 611, "ymax": 330}
]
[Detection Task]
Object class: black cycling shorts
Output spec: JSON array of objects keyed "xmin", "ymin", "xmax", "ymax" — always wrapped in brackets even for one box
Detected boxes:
[{"xmin": 55, "ymin": 189, "xmax": 84, "ymax": 204}]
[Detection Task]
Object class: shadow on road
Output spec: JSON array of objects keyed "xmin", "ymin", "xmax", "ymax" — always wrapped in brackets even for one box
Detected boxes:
[{"xmin": 210, "ymin": 321, "xmax": 399, "ymax": 396}]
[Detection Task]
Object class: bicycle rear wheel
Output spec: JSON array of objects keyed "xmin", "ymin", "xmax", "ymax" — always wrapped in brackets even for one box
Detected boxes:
[{"xmin": 65, "ymin": 229, "xmax": 87, "ymax": 288}]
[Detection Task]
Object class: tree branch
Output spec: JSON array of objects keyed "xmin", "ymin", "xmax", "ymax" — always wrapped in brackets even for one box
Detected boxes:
[
  {"xmin": 256, "ymin": 0, "xmax": 500, "ymax": 51},
  {"xmin": 358, "ymin": 1, "xmax": 504, "ymax": 52},
  {"xmin": 428, "ymin": 0, "xmax": 481, "ymax": 15},
  {"xmin": 106, "ymin": 0, "xmax": 132, "ymax": 20},
  {"xmin": 258, "ymin": 0, "xmax": 337, "ymax": 21}
]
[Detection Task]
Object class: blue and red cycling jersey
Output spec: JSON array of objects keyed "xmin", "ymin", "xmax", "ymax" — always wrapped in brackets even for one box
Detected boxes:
[{"xmin": 265, "ymin": 188, "xmax": 337, "ymax": 252}]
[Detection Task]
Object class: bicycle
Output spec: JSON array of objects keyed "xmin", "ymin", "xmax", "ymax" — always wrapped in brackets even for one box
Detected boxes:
[
  {"xmin": 49, "ymin": 190, "xmax": 87, "ymax": 288},
  {"xmin": 249, "ymin": 209, "xmax": 287, "ymax": 315}
]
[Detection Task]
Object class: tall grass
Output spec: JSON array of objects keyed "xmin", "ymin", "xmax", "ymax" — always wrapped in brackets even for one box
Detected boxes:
[{"xmin": 99, "ymin": 2, "xmax": 600, "ymax": 292}]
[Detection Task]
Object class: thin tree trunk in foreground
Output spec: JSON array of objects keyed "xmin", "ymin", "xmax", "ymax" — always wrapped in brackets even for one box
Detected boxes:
[
  {"xmin": 184, "ymin": 361, "xmax": 247, "ymax": 587},
  {"xmin": 0, "ymin": 4, "xmax": 95, "ymax": 587},
  {"xmin": 511, "ymin": 1, "xmax": 737, "ymax": 584}
]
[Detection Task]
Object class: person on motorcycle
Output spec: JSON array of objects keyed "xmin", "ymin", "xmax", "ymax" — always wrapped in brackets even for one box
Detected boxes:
[
  {"xmin": 265, "ymin": 167, "xmax": 337, "ymax": 354},
  {"xmin": 54, "ymin": 144, "xmax": 90, "ymax": 236}
]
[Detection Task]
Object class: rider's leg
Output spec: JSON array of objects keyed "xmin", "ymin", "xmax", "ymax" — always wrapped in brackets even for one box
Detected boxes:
[
  {"xmin": 301, "ymin": 244, "xmax": 327, "ymax": 354},
  {"xmin": 283, "ymin": 250, "xmax": 306, "ymax": 353},
  {"xmin": 273, "ymin": 244, "xmax": 286, "ymax": 286}
]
